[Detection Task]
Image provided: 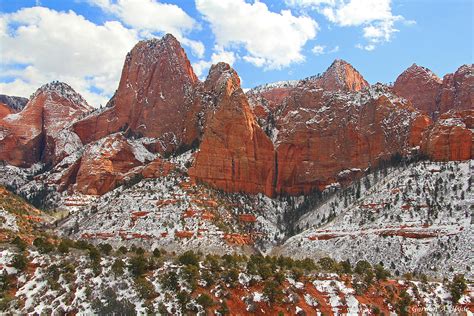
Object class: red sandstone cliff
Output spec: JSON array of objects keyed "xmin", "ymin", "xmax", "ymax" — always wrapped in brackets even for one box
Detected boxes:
[
  {"xmin": 394, "ymin": 64, "xmax": 473, "ymax": 117},
  {"xmin": 73, "ymin": 34, "xmax": 201, "ymax": 155},
  {"xmin": 438, "ymin": 64, "xmax": 473, "ymax": 114},
  {"xmin": 0, "ymin": 34, "xmax": 470, "ymax": 197},
  {"xmin": 189, "ymin": 63, "xmax": 276, "ymax": 196},
  {"xmin": 273, "ymin": 84, "xmax": 428, "ymax": 195},
  {"xmin": 0, "ymin": 82, "xmax": 91, "ymax": 167},
  {"xmin": 393, "ymin": 64, "xmax": 442, "ymax": 115},
  {"xmin": 421, "ymin": 110, "xmax": 473, "ymax": 161}
]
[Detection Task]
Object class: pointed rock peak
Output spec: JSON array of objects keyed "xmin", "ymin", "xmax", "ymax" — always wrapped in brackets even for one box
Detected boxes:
[
  {"xmin": 37, "ymin": 81, "xmax": 74, "ymax": 93},
  {"xmin": 138, "ymin": 33, "xmax": 180, "ymax": 51},
  {"xmin": 319, "ymin": 59, "xmax": 369, "ymax": 91},
  {"xmin": 454, "ymin": 63, "xmax": 473, "ymax": 75},
  {"xmin": 329, "ymin": 58, "xmax": 351, "ymax": 68},
  {"xmin": 205, "ymin": 62, "xmax": 241, "ymax": 95},
  {"xmin": 326, "ymin": 59, "xmax": 359, "ymax": 73},
  {"xmin": 397, "ymin": 64, "xmax": 441, "ymax": 83},
  {"xmin": 126, "ymin": 33, "xmax": 198, "ymax": 84},
  {"xmin": 162, "ymin": 33, "xmax": 179, "ymax": 44},
  {"xmin": 31, "ymin": 81, "xmax": 91, "ymax": 111}
]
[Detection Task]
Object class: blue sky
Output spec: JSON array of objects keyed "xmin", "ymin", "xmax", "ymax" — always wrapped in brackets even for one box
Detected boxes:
[{"xmin": 0, "ymin": 0, "xmax": 472, "ymax": 107}]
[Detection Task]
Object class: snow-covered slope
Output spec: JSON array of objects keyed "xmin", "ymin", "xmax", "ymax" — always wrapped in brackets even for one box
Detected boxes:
[
  {"xmin": 57, "ymin": 172, "xmax": 288, "ymax": 254},
  {"xmin": 277, "ymin": 160, "xmax": 473, "ymax": 279},
  {"xmin": 1, "ymin": 246, "xmax": 471, "ymax": 315}
]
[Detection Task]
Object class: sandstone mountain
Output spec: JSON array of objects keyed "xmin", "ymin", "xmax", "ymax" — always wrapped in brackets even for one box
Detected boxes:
[
  {"xmin": 0, "ymin": 36, "xmax": 472, "ymax": 308},
  {"xmin": 0, "ymin": 82, "xmax": 91, "ymax": 167},
  {"xmin": 0, "ymin": 94, "xmax": 28, "ymax": 112},
  {"xmin": 73, "ymin": 34, "xmax": 201, "ymax": 155},
  {"xmin": 393, "ymin": 64, "xmax": 442, "ymax": 115},
  {"xmin": 394, "ymin": 63, "xmax": 473, "ymax": 118},
  {"xmin": 189, "ymin": 63, "xmax": 276, "ymax": 196},
  {"xmin": 0, "ymin": 34, "xmax": 471, "ymax": 199}
]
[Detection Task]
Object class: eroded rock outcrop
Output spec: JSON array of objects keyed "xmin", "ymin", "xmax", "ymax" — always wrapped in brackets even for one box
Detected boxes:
[
  {"xmin": 438, "ymin": 64, "xmax": 473, "ymax": 114},
  {"xmin": 393, "ymin": 64, "xmax": 442, "ymax": 116},
  {"xmin": 73, "ymin": 34, "xmax": 201, "ymax": 154},
  {"xmin": 314, "ymin": 59, "xmax": 369, "ymax": 92},
  {"xmin": 421, "ymin": 110, "xmax": 473, "ymax": 161},
  {"xmin": 189, "ymin": 63, "xmax": 276, "ymax": 196},
  {"xmin": 274, "ymin": 84, "xmax": 427, "ymax": 195},
  {"xmin": 0, "ymin": 82, "xmax": 91, "ymax": 167},
  {"xmin": 394, "ymin": 64, "xmax": 473, "ymax": 117},
  {"xmin": 0, "ymin": 94, "xmax": 28, "ymax": 112},
  {"xmin": 74, "ymin": 133, "xmax": 158, "ymax": 195},
  {"xmin": 0, "ymin": 103, "xmax": 14, "ymax": 119}
]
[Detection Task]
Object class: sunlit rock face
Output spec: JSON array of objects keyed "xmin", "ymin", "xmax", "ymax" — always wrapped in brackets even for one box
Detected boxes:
[{"xmin": 0, "ymin": 82, "xmax": 91, "ymax": 167}]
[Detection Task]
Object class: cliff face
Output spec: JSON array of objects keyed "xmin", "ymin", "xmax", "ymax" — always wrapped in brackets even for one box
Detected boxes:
[
  {"xmin": 421, "ymin": 110, "xmax": 473, "ymax": 161},
  {"xmin": 73, "ymin": 133, "xmax": 158, "ymax": 195},
  {"xmin": 393, "ymin": 64, "xmax": 442, "ymax": 116},
  {"xmin": 189, "ymin": 63, "xmax": 276, "ymax": 196},
  {"xmin": 273, "ymin": 84, "xmax": 427, "ymax": 195},
  {"xmin": 315, "ymin": 59, "xmax": 370, "ymax": 92},
  {"xmin": 394, "ymin": 63, "xmax": 473, "ymax": 118},
  {"xmin": 191, "ymin": 62, "xmax": 429, "ymax": 196},
  {"xmin": 0, "ymin": 103, "xmax": 14, "ymax": 119},
  {"xmin": 438, "ymin": 64, "xmax": 473, "ymax": 114},
  {"xmin": 0, "ymin": 34, "xmax": 470, "ymax": 197},
  {"xmin": 73, "ymin": 34, "xmax": 201, "ymax": 155},
  {"xmin": 0, "ymin": 82, "xmax": 91, "ymax": 167}
]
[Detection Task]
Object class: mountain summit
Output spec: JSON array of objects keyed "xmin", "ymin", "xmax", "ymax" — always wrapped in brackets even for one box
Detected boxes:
[
  {"xmin": 73, "ymin": 34, "xmax": 201, "ymax": 154},
  {"xmin": 0, "ymin": 34, "xmax": 471, "ymax": 197},
  {"xmin": 316, "ymin": 59, "xmax": 369, "ymax": 91},
  {"xmin": 0, "ymin": 81, "xmax": 91, "ymax": 167}
]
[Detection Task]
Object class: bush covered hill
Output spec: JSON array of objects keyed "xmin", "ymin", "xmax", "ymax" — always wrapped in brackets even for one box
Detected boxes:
[{"xmin": 0, "ymin": 238, "xmax": 472, "ymax": 315}]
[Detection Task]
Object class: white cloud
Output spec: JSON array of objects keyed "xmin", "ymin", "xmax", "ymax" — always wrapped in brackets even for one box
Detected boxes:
[
  {"xmin": 192, "ymin": 46, "xmax": 237, "ymax": 78},
  {"xmin": 243, "ymin": 56, "xmax": 266, "ymax": 67},
  {"xmin": 355, "ymin": 43, "xmax": 375, "ymax": 51},
  {"xmin": 286, "ymin": 0, "xmax": 406, "ymax": 49},
  {"xmin": 285, "ymin": 0, "xmax": 336, "ymax": 7},
  {"xmin": 312, "ymin": 45, "xmax": 326, "ymax": 55},
  {"xmin": 0, "ymin": 7, "xmax": 139, "ymax": 107},
  {"xmin": 312, "ymin": 44, "xmax": 339, "ymax": 55},
  {"xmin": 322, "ymin": 0, "xmax": 395, "ymax": 26},
  {"xmin": 196, "ymin": 0, "xmax": 318, "ymax": 69},
  {"xmin": 362, "ymin": 19, "xmax": 398, "ymax": 43},
  {"xmin": 180, "ymin": 38, "xmax": 205, "ymax": 58},
  {"xmin": 88, "ymin": 0, "xmax": 205, "ymax": 57},
  {"xmin": 88, "ymin": 0, "xmax": 196, "ymax": 34}
]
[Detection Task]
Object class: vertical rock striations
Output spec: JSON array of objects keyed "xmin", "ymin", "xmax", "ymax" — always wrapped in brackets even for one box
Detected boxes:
[
  {"xmin": 421, "ymin": 110, "xmax": 473, "ymax": 161},
  {"xmin": 189, "ymin": 63, "xmax": 276, "ymax": 196},
  {"xmin": 73, "ymin": 34, "xmax": 201, "ymax": 154}
]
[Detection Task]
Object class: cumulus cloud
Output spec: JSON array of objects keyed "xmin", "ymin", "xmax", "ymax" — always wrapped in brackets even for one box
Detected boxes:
[
  {"xmin": 286, "ymin": 0, "xmax": 406, "ymax": 48},
  {"xmin": 88, "ymin": 0, "xmax": 196, "ymax": 34},
  {"xmin": 196, "ymin": 0, "xmax": 318, "ymax": 69},
  {"xmin": 312, "ymin": 45, "xmax": 326, "ymax": 55},
  {"xmin": 192, "ymin": 46, "xmax": 237, "ymax": 78},
  {"xmin": 88, "ymin": 0, "xmax": 205, "ymax": 57},
  {"xmin": 0, "ymin": 7, "xmax": 139, "ymax": 107}
]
